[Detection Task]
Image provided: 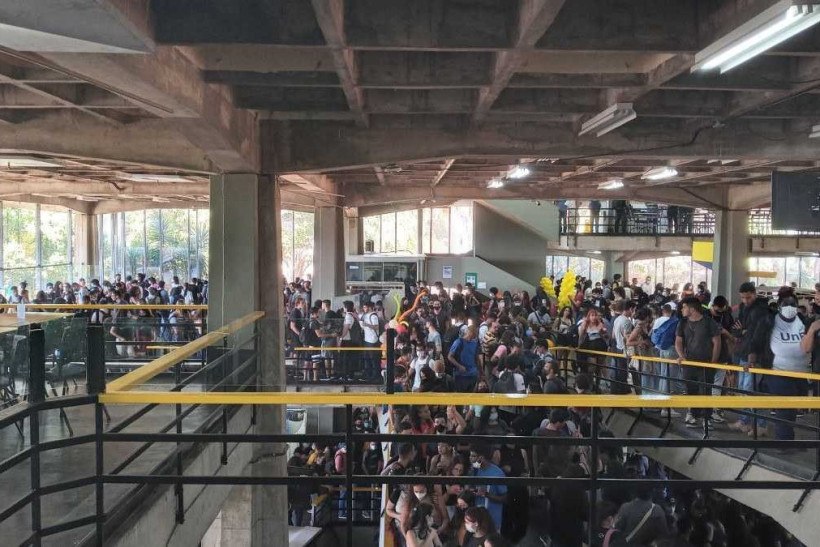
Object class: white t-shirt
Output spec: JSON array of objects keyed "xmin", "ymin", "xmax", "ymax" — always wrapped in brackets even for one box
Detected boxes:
[
  {"xmin": 613, "ymin": 314, "xmax": 632, "ymax": 351},
  {"xmin": 341, "ymin": 312, "xmax": 355, "ymax": 341},
  {"xmin": 360, "ymin": 311, "xmax": 380, "ymax": 344},
  {"xmin": 770, "ymin": 316, "xmax": 809, "ymax": 371},
  {"xmin": 411, "ymin": 356, "xmax": 433, "ymax": 389}
]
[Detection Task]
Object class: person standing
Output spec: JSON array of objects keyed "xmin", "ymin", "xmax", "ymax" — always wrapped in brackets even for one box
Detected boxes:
[
  {"xmin": 762, "ymin": 296, "xmax": 819, "ymax": 443},
  {"xmin": 589, "ymin": 200, "xmax": 602, "ymax": 234},
  {"xmin": 449, "ymin": 325, "xmax": 480, "ymax": 393},
  {"xmin": 468, "ymin": 445, "xmax": 507, "ymax": 533},
  {"xmin": 675, "ymin": 296, "xmax": 722, "ymax": 428},
  {"xmin": 360, "ymin": 301, "xmax": 381, "ymax": 382},
  {"xmin": 611, "ymin": 300, "xmax": 636, "ymax": 394}
]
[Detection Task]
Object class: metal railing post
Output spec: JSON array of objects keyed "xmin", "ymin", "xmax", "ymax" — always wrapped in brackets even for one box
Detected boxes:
[
  {"xmin": 94, "ymin": 400, "xmax": 105, "ymax": 546},
  {"xmin": 86, "ymin": 323, "xmax": 106, "ymax": 396},
  {"xmin": 345, "ymin": 404, "xmax": 354, "ymax": 546},
  {"xmin": 588, "ymin": 407, "xmax": 600, "ymax": 547},
  {"xmin": 28, "ymin": 327, "xmax": 45, "ymax": 546},
  {"xmin": 174, "ymin": 361, "xmax": 185, "ymax": 524},
  {"xmin": 385, "ymin": 329, "xmax": 396, "ymax": 394}
]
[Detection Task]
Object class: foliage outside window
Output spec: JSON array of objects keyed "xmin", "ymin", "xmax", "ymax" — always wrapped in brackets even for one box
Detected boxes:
[
  {"xmin": 363, "ymin": 205, "xmax": 472, "ymax": 255},
  {"xmin": 628, "ymin": 256, "xmax": 713, "ymax": 290},
  {"xmin": 545, "ymin": 255, "xmax": 604, "ymax": 281},
  {"xmin": 281, "ymin": 210, "xmax": 314, "ymax": 282},
  {"xmin": 748, "ymin": 256, "xmax": 819, "ymax": 289}
]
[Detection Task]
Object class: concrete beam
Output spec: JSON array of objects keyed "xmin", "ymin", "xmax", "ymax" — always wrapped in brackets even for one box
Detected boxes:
[
  {"xmin": 0, "ymin": 179, "xmax": 208, "ymax": 196},
  {"xmin": 38, "ymin": 41, "xmax": 258, "ymax": 171},
  {"xmin": 0, "ymin": 112, "xmax": 217, "ymax": 172},
  {"xmin": 727, "ymin": 183, "xmax": 771, "ymax": 210},
  {"xmin": 473, "ymin": 0, "xmax": 567, "ymax": 123},
  {"xmin": 310, "ymin": 0, "xmax": 368, "ymax": 127},
  {"xmin": 342, "ymin": 181, "xmax": 729, "ymax": 209},
  {"xmin": 431, "ymin": 159, "xmax": 455, "ymax": 187},
  {"xmin": 267, "ymin": 118, "xmax": 818, "ymax": 173},
  {"xmin": 91, "ymin": 199, "xmax": 208, "ymax": 215}
]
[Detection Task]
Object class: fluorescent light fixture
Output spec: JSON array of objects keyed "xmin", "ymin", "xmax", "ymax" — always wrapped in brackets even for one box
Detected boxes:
[
  {"xmin": 507, "ymin": 166, "xmax": 530, "ymax": 179},
  {"xmin": 588, "ymin": 250, "xmax": 602, "ymax": 255},
  {"xmin": 120, "ymin": 174, "xmax": 192, "ymax": 183},
  {"xmin": 0, "ymin": 155, "xmax": 60, "ymax": 168},
  {"xmin": 578, "ymin": 103, "xmax": 637, "ymax": 137},
  {"xmin": 693, "ymin": 2, "xmax": 820, "ymax": 73},
  {"xmin": 810, "ymin": 124, "xmax": 820, "ymax": 138},
  {"xmin": 487, "ymin": 178, "xmax": 505, "ymax": 189},
  {"xmin": 796, "ymin": 251, "xmax": 819, "ymax": 256},
  {"xmin": 598, "ymin": 179, "xmax": 625, "ymax": 190},
  {"xmin": 670, "ymin": 251, "xmax": 681, "ymax": 255},
  {"xmin": 642, "ymin": 167, "xmax": 678, "ymax": 181}
]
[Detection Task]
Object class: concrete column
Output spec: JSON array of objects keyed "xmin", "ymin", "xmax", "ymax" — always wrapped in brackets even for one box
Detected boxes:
[
  {"xmin": 72, "ymin": 213, "xmax": 98, "ymax": 278},
  {"xmin": 208, "ymin": 173, "xmax": 287, "ymax": 547},
  {"xmin": 313, "ymin": 206, "xmax": 346, "ymax": 301},
  {"xmin": 713, "ymin": 209, "xmax": 749, "ymax": 299},
  {"xmin": 603, "ymin": 251, "xmax": 625, "ymax": 281},
  {"xmin": 346, "ymin": 214, "xmax": 362, "ymax": 256}
]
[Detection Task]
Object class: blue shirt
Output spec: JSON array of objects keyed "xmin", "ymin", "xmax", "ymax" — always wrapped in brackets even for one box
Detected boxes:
[
  {"xmin": 472, "ymin": 463, "xmax": 507, "ymax": 530},
  {"xmin": 449, "ymin": 338, "xmax": 478, "ymax": 377}
]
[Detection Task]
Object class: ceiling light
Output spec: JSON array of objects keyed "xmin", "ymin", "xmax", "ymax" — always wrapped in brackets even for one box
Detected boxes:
[
  {"xmin": 0, "ymin": 156, "xmax": 60, "ymax": 168},
  {"xmin": 810, "ymin": 124, "xmax": 820, "ymax": 138},
  {"xmin": 75, "ymin": 196, "xmax": 100, "ymax": 202},
  {"xmin": 693, "ymin": 2, "xmax": 820, "ymax": 73},
  {"xmin": 588, "ymin": 250, "xmax": 602, "ymax": 255},
  {"xmin": 120, "ymin": 174, "xmax": 192, "ymax": 183},
  {"xmin": 578, "ymin": 103, "xmax": 637, "ymax": 137},
  {"xmin": 507, "ymin": 166, "xmax": 530, "ymax": 179},
  {"xmin": 487, "ymin": 179, "xmax": 505, "ymax": 189},
  {"xmin": 598, "ymin": 179, "xmax": 625, "ymax": 190},
  {"xmin": 642, "ymin": 167, "xmax": 679, "ymax": 181},
  {"xmin": 670, "ymin": 251, "xmax": 681, "ymax": 255},
  {"xmin": 796, "ymin": 251, "xmax": 819, "ymax": 256}
]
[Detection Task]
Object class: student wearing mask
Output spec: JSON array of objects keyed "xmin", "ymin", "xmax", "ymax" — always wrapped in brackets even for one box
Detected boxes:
[
  {"xmin": 462, "ymin": 506, "xmax": 495, "ymax": 547},
  {"xmin": 405, "ymin": 503, "xmax": 443, "ymax": 547},
  {"xmin": 761, "ymin": 296, "xmax": 819, "ymax": 443},
  {"xmin": 468, "ymin": 445, "xmax": 507, "ymax": 532}
]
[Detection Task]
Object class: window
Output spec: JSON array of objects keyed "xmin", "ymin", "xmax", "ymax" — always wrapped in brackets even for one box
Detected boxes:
[
  {"xmin": 280, "ymin": 210, "xmax": 314, "ymax": 282},
  {"xmin": 363, "ymin": 205, "xmax": 470, "ymax": 255},
  {"xmin": 628, "ymin": 256, "xmax": 712, "ymax": 290},
  {"xmin": 749, "ymin": 256, "xmax": 819, "ymax": 289},
  {"xmin": 545, "ymin": 255, "xmax": 604, "ymax": 280}
]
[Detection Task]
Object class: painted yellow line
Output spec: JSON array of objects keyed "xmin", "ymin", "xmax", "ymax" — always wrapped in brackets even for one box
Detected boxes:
[
  {"xmin": 557, "ymin": 347, "xmax": 820, "ymax": 382},
  {"xmin": 0, "ymin": 304, "xmax": 207, "ymax": 310},
  {"xmin": 294, "ymin": 347, "xmax": 383, "ymax": 352},
  {"xmin": 98, "ymin": 390, "xmax": 820, "ymax": 409},
  {"xmin": 106, "ymin": 311, "xmax": 264, "ymax": 392}
]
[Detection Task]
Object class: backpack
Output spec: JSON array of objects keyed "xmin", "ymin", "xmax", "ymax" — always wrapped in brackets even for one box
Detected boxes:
[
  {"xmin": 347, "ymin": 313, "xmax": 364, "ymax": 345},
  {"xmin": 650, "ymin": 317, "xmax": 678, "ymax": 351},
  {"xmin": 493, "ymin": 369, "xmax": 518, "ymax": 394},
  {"xmin": 442, "ymin": 324, "xmax": 461, "ymax": 357}
]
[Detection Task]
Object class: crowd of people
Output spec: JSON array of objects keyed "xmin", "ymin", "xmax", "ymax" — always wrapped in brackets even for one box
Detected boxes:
[
  {"xmin": 1, "ymin": 274, "xmax": 208, "ymax": 357},
  {"xmin": 285, "ymin": 273, "xmax": 820, "ymax": 545}
]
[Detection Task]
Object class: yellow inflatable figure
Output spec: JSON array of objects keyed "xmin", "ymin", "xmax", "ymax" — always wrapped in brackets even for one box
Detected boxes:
[{"xmin": 557, "ymin": 270, "xmax": 577, "ymax": 310}]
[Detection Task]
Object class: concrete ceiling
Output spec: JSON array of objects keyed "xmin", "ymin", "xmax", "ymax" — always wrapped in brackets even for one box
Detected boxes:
[{"xmin": 0, "ymin": 0, "xmax": 819, "ymax": 211}]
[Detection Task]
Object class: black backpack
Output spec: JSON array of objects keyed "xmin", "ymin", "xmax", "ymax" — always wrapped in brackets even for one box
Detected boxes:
[
  {"xmin": 347, "ymin": 313, "xmax": 364, "ymax": 345},
  {"xmin": 442, "ymin": 324, "xmax": 461, "ymax": 357},
  {"xmin": 493, "ymin": 369, "xmax": 518, "ymax": 394}
]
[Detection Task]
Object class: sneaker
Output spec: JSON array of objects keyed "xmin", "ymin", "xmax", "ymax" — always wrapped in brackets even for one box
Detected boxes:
[
  {"xmin": 710, "ymin": 412, "xmax": 726, "ymax": 424},
  {"xmin": 684, "ymin": 413, "xmax": 699, "ymax": 428}
]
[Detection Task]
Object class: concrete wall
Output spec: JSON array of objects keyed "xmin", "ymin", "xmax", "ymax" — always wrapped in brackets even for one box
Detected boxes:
[
  {"xmin": 482, "ymin": 199, "xmax": 560, "ymax": 241},
  {"xmin": 473, "ymin": 202, "xmax": 548, "ymax": 287},
  {"xmin": 426, "ymin": 255, "xmax": 535, "ymax": 294}
]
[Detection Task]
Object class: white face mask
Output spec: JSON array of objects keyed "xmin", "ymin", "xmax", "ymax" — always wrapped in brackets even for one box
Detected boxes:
[
  {"xmin": 465, "ymin": 523, "xmax": 478, "ymax": 533},
  {"xmin": 472, "ymin": 461, "xmax": 482, "ymax": 470},
  {"xmin": 369, "ymin": 443, "xmax": 377, "ymax": 451},
  {"xmin": 414, "ymin": 491, "xmax": 427, "ymax": 501},
  {"xmin": 780, "ymin": 306, "xmax": 798, "ymax": 320},
  {"xmin": 435, "ymin": 372, "xmax": 445, "ymax": 379}
]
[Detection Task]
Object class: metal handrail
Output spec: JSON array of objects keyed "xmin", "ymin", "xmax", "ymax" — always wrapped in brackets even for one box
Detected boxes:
[{"xmin": 0, "ymin": 303, "xmax": 207, "ymax": 310}]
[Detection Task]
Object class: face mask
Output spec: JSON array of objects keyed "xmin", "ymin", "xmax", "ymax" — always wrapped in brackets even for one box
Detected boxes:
[
  {"xmin": 472, "ymin": 461, "xmax": 481, "ymax": 470},
  {"xmin": 465, "ymin": 523, "xmax": 478, "ymax": 533},
  {"xmin": 780, "ymin": 306, "xmax": 798, "ymax": 320},
  {"xmin": 435, "ymin": 424, "xmax": 446, "ymax": 433},
  {"xmin": 369, "ymin": 443, "xmax": 377, "ymax": 451},
  {"xmin": 435, "ymin": 372, "xmax": 445, "ymax": 379},
  {"xmin": 415, "ymin": 492, "xmax": 427, "ymax": 501}
]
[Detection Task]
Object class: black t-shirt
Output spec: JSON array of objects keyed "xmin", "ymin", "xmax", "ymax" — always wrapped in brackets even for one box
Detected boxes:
[
  {"xmin": 304, "ymin": 318, "xmax": 322, "ymax": 347},
  {"xmin": 676, "ymin": 316, "xmax": 720, "ymax": 362},
  {"xmin": 363, "ymin": 447, "xmax": 382, "ymax": 474}
]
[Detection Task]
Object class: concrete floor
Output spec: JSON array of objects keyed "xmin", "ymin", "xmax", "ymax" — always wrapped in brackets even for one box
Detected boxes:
[{"xmin": 0, "ymin": 379, "xmax": 213, "ymax": 546}]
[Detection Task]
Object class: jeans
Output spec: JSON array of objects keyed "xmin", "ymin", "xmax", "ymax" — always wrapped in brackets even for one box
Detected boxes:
[
  {"xmin": 736, "ymin": 360, "xmax": 767, "ymax": 427},
  {"xmin": 611, "ymin": 356, "xmax": 631, "ymax": 394},
  {"xmin": 660, "ymin": 348, "xmax": 685, "ymax": 393},
  {"xmin": 712, "ymin": 369, "xmax": 726, "ymax": 396},
  {"xmin": 766, "ymin": 375, "xmax": 807, "ymax": 440},
  {"xmin": 363, "ymin": 341, "xmax": 380, "ymax": 380},
  {"xmin": 684, "ymin": 366, "xmax": 714, "ymax": 418}
]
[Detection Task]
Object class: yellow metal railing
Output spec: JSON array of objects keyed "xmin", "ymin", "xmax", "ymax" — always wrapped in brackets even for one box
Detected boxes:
[
  {"xmin": 105, "ymin": 311, "xmax": 263, "ymax": 392},
  {"xmin": 563, "ymin": 346, "xmax": 820, "ymax": 382},
  {"xmin": 0, "ymin": 303, "xmax": 207, "ymax": 310}
]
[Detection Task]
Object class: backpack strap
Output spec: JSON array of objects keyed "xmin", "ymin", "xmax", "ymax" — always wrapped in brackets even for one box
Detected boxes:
[
  {"xmin": 625, "ymin": 503, "xmax": 656, "ymax": 543},
  {"xmin": 602, "ymin": 527, "xmax": 617, "ymax": 547}
]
